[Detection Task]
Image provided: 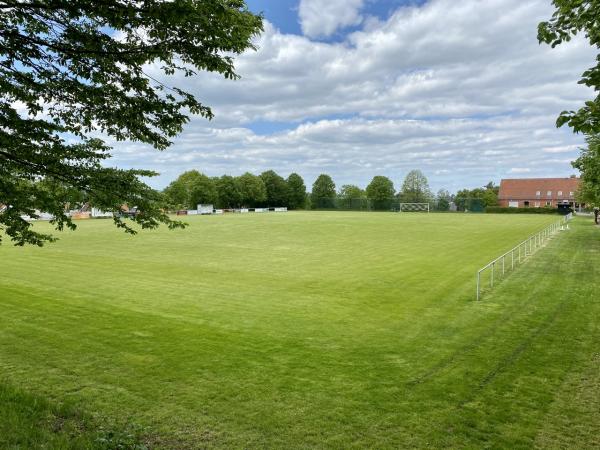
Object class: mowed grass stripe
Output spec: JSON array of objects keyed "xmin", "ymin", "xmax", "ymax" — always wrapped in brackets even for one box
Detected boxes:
[{"xmin": 2, "ymin": 212, "xmax": 595, "ymax": 448}]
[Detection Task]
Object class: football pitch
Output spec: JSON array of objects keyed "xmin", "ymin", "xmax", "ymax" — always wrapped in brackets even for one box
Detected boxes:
[{"xmin": 1, "ymin": 212, "xmax": 598, "ymax": 448}]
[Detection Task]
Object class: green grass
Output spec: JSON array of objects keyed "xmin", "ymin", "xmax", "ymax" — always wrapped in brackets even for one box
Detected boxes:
[{"xmin": 0, "ymin": 212, "xmax": 598, "ymax": 448}]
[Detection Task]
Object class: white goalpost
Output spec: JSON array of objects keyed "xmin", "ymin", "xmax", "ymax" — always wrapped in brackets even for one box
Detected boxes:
[{"xmin": 399, "ymin": 203, "xmax": 430, "ymax": 212}]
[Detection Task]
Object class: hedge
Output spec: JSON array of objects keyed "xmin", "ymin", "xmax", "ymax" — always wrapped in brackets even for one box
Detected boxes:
[{"xmin": 485, "ymin": 206, "xmax": 562, "ymax": 214}]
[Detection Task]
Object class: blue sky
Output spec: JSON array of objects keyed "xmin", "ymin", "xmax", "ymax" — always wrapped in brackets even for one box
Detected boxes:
[
  {"xmin": 246, "ymin": 0, "xmax": 302, "ymax": 35},
  {"xmin": 111, "ymin": 0, "xmax": 594, "ymax": 193},
  {"xmin": 245, "ymin": 1, "xmax": 426, "ymax": 38}
]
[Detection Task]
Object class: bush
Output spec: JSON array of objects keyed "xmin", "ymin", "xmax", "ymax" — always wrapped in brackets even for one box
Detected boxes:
[{"xmin": 485, "ymin": 206, "xmax": 560, "ymax": 214}]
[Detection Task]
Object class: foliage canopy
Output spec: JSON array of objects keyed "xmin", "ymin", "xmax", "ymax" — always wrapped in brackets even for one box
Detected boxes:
[
  {"xmin": 237, "ymin": 172, "xmax": 267, "ymax": 207},
  {"xmin": 0, "ymin": 0, "xmax": 262, "ymax": 245},
  {"xmin": 399, "ymin": 170, "xmax": 432, "ymax": 203},
  {"xmin": 538, "ymin": 1, "xmax": 600, "ymax": 134},
  {"xmin": 311, "ymin": 174, "xmax": 336, "ymax": 209},
  {"xmin": 260, "ymin": 170, "xmax": 289, "ymax": 207},
  {"xmin": 286, "ymin": 173, "xmax": 307, "ymax": 210},
  {"xmin": 366, "ymin": 176, "xmax": 395, "ymax": 210},
  {"xmin": 572, "ymin": 135, "xmax": 600, "ymax": 207}
]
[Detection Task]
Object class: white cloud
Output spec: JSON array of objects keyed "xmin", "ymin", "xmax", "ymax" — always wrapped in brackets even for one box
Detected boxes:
[
  {"xmin": 542, "ymin": 144, "xmax": 581, "ymax": 154},
  {"xmin": 298, "ymin": 0, "xmax": 365, "ymax": 38},
  {"xmin": 160, "ymin": 0, "xmax": 592, "ymax": 126},
  {"xmin": 111, "ymin": 0, "xmax": 593, "ymax": 192},
  {"xmin": 110, "ymin": 114, "xmax": 582, "ymax": 193}
]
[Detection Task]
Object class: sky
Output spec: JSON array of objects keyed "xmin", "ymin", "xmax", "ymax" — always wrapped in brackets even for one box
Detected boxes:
[{"xmin": 109, "ymin": 0, "xmax": 595, "ymax": 193}]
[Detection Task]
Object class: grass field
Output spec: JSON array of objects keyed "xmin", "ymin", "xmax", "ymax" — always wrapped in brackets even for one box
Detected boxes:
[{"xmin": 1, "ymin": 212, "xmax": 598, "ymax": 448}]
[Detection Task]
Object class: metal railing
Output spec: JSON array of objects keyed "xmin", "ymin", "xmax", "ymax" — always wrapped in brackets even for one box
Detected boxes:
[{"xmin": 476, "ymin": 213, "xmax": 573, "ymax": 300}]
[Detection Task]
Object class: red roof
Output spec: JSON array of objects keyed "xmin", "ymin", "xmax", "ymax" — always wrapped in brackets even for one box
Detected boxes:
[{"xmin": 498, "ymin": 177, "xmax": 580, "ymax": 200}]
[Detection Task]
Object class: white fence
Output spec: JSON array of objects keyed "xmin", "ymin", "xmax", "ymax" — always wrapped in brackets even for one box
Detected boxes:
[{"xmin": 476, "ymin": 213, "xmax": 573, "ymax": 300}]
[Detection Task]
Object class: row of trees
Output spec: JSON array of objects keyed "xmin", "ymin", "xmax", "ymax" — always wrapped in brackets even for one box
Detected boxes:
[
  {"xmin": 310, "ymin": 171, "xmax": 433, "ymax": 209},
  {"xmin": 164, "ymin": 170, "xmax": 307, "ymax": 210},
  {"xmin": 302, "ymin": 171, "xmax": 498, "ymax": 211},
  {"xmin": 164, "ymin": 168, "xmax": 500, "ymax": 211},
  {"xmin": 454, "ymin": 182, "xmax": 499, "ymax": 211}
]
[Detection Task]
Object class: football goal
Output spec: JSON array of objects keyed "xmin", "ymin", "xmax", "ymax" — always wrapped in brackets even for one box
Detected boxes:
[{"xmin": 399, "ymin": 203, "xmax": 430, "ymax": 212}]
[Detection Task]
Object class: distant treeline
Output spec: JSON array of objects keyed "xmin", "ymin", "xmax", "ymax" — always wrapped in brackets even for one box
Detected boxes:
[{"xmin": 163, "ymin": 169, "xmax": 500, "ymax": 211}]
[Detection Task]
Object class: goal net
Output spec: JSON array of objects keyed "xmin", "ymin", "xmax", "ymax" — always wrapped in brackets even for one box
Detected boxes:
[{"xmin": 399, "ymin": 203, "xmax": 430, "ymax": 212}]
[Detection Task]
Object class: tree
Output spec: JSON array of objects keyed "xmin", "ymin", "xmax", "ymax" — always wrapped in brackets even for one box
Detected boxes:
[
  {"xmin": 216, "ymin": 175, "xmax": 242, "ymax": 209},
  {"xmin": 260, "ymin": 170, "xmax": 289, "ymax": 207},
  {"xmin": 539, "ymin": 2, "xmax": 600, "ymax": 134},
  {"xmin": 286, "ymin": 173, "xmax": 307, "ymax": 210},
  {"xmin": 163, "ymin": 170, "xmax": 217, "ymax": 210},
  {"xmin": 484, "ymin": 181, "xmax": 500, "ymax": 196},
  {"xmin": 189, "ymin": 174, "xmax": 218, "ymax": 208},
  {"xmin": 237, "ymin": 172, "xmax": 267, "ymax": 207},
  {"xmin": 0, "ymin": 1, "xmax": 263, "ymax": 245},
  {"xmin": 453, "ymin": 184, "xmax": 498, "ymax": 212},
  {"xmin": 454, "ymin": 189, "xmax": 471, "ymax": 211},
  {"xmin": 338, "ymin": 184, "xmax": 366, "ymax": 210},
  {"xmin": 338, "ymin": 185, "xmax": 365, "ymax": 200},
  {"xmin": 164, "ymin": 170, "xmax": 202, "ymax": 209},
  {"xmin": 400, "ymin": 170, "xmax": 432, "ymax": 203},
  {"xmin": 163, "ymin": 178, "xmax": 191, "ymax": 209},
  {"xmin": 482, "ymin": 188, "xmax": 499, "ymax": 207},
  {"xmin": 573, "ymin": 135, "xmax": 600, "ymax": 215},
  {"xmin": 436, "ymin": 189, "xmax": 451, "ymax": 211},
  {"xmin": 366, "ymin": 176, "xmax": 395, "ymax": 210},
  {"xmin": 311, "ymin": 174, "xmax": 336, "ymax": 209}
]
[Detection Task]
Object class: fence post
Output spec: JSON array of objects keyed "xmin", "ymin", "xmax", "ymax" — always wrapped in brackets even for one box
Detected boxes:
[{"xmin": 530, "ymin": 237, "xmax": 533, "ymax": 254}]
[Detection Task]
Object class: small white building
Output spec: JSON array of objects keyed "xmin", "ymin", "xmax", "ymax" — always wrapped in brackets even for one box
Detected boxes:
[{"xmin": 197, "ymin": 204, "xmax": 214, "ymax": 215}]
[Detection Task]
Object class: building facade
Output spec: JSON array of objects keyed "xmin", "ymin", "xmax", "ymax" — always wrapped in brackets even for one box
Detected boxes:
[{"xmin": 498, "ymin": 177, "xmax": 581, "ymax": 209}]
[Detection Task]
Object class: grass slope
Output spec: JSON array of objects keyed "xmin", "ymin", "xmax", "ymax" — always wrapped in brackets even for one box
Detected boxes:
[{"xmin": 0, "ymin": 212, "xmax": 597, "ymax": 448}]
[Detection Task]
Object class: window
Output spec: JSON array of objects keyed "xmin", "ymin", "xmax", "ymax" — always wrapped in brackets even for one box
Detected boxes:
[
  {"xmin": 569, "ymin": 191, "xmax": 574, "ymax": 197},
  {"xmin": 547, "ymin": 191, "xmax": 552, "ymax": 197},
  {"xmin": 524, "ymin": 201, "xmax": 530, "ymax": 207},
  {"xmin": 536, "ymin": 190, "xmax": 541, "ymax": 196},
  {"xmin": 534, "ymin": 201, "xmax": 540, "ymax": 208},
  {"xmin": 558, "ymin": 191, "xmax": 563, "ymax": 197},
  {"xmin": 546, "ymin": 201, "xmax": 551, "ymax": 206}
]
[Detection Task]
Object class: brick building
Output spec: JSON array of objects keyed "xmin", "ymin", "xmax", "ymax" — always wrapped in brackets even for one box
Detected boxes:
[{"xmin": 498, "ymin": 177, "xmax": 582, "ymax": 209}]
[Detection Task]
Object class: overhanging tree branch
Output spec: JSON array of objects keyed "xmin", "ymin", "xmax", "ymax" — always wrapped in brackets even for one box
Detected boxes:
[{"xmin": 0, "ymin": 0, "xmax": 263, "ymax": 245}]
